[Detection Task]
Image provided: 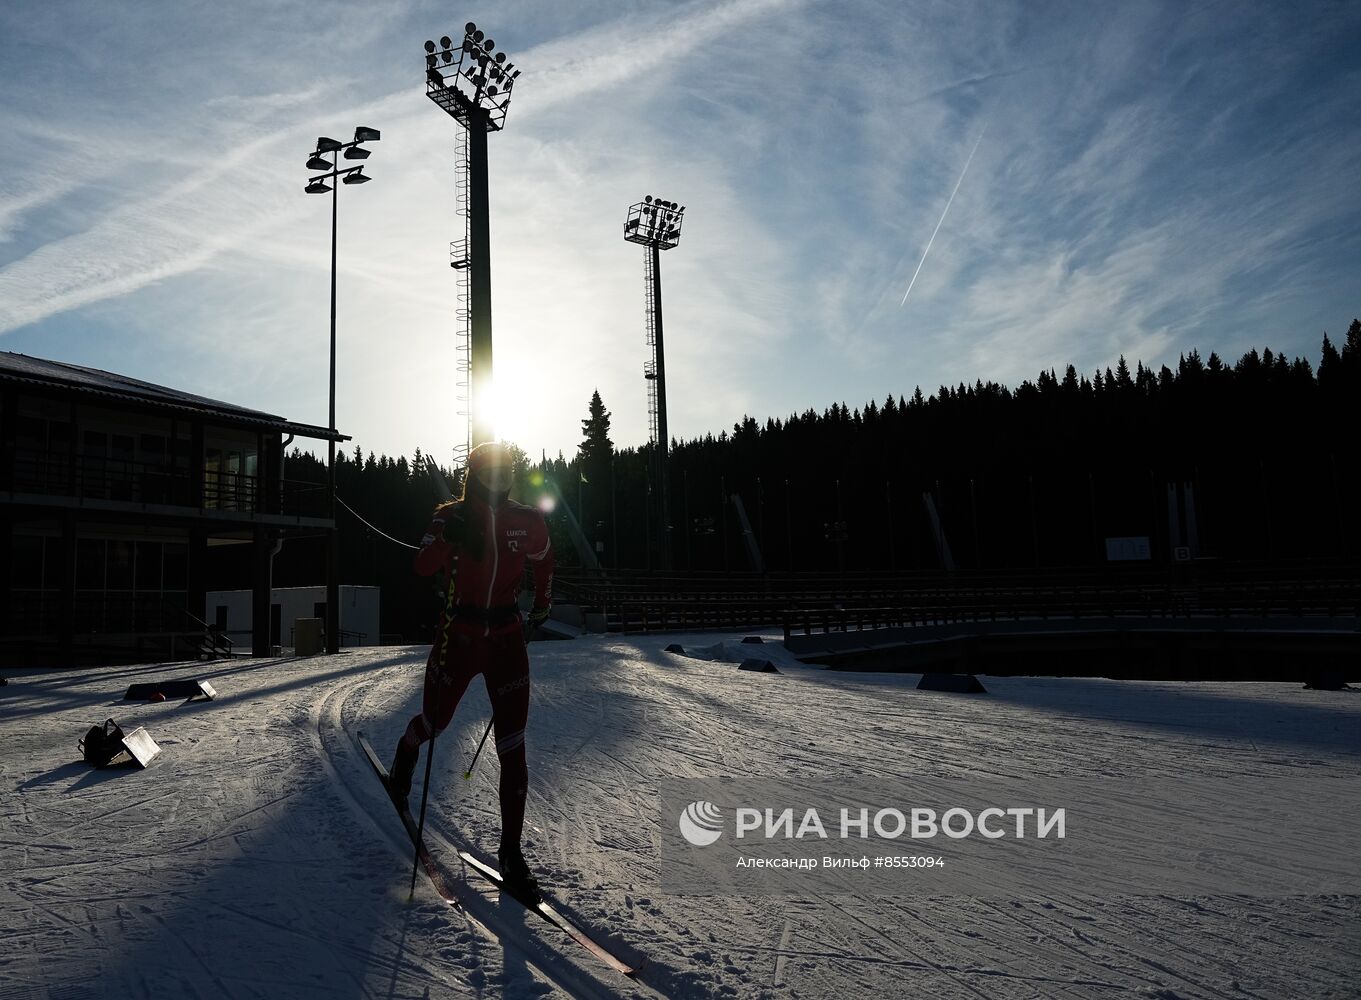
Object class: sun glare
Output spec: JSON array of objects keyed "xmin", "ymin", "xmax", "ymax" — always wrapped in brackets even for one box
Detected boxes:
[{"xmin": 481, "ymin": 377, "xmax": 530, "ymax": 451}]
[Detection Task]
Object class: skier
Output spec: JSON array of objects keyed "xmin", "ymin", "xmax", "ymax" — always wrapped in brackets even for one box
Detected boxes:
[{"xmin": 390, "ymin": 440, "xmax": 554, "ymax": 900}]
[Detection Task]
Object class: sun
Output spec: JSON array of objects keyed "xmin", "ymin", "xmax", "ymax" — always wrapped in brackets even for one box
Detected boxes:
[{"xmin": 479, "ymin": 377, "xmax": 528, "ymax": 450}]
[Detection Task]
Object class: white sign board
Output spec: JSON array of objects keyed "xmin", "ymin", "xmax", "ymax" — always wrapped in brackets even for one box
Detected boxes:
[{"xmin": 1105, "ymin": 536, "xmax": 1152, "ymax": 561}]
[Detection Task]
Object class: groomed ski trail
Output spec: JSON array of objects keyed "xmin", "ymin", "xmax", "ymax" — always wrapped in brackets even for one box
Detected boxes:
[{"xmin": 310, "ymin": 661, "xmax": 663, "ymax": 1000}]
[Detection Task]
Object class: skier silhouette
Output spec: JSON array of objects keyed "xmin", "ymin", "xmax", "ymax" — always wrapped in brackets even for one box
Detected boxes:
[{"xmin": 389, "ymin": 440, "xmax": 553, "ymax": 900}]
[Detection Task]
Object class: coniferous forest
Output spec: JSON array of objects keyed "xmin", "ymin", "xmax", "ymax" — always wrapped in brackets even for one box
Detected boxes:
[{"xmin": 213, "ymin": 321, "xmax": 1360, "ymax": 642}]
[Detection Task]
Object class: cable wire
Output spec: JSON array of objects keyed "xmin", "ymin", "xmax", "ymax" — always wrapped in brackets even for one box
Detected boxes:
[{"xmin": 336, "ymin": 495, "xmax": 419, "ymax": 550}]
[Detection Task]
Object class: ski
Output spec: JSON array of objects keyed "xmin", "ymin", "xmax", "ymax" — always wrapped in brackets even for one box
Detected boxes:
[
  {"xmin": 360, "ymin": 734, "xmax": 641, "ymax": 976},
  {"xmin": 455, "ymin": 848, "xmax": 641, "ymax": 978},
  {"xmin": 357, "ymin": 732, "xmax": 462, "ymax": 907}
]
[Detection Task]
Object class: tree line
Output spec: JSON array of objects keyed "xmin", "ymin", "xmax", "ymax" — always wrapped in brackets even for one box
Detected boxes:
[
  {"xmin": 562, "ymin": 321, "xmax": 1361, "ymax": 576},
  {"xmin": 213, "ymin": 320, "xmax": 1360, "ymax": 641}
]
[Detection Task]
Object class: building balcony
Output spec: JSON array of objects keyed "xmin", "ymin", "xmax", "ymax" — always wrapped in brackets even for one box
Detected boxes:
[{"xmin": 5, "ymin": 447, "xmax": 331, "ymax": 522}]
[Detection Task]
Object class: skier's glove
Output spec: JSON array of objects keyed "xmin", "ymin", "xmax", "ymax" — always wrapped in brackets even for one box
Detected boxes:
[{"xmin": 526, "ymin": 605, "xmax": 551, "ymax": 631}]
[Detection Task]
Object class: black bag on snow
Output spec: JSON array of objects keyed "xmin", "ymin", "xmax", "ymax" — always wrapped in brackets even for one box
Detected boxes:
[{"xmin": 79, "ymin": 719, "xmax": 126, "ymax": 767}]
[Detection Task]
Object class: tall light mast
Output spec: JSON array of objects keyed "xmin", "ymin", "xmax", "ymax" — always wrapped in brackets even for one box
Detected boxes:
[
  {"xmin": 624, "ymin": 195, "xmax": 685, "ymax": 569},
  {"xmin": 423, "ymin": 23, "xmax": 522, "ymax": 453}
]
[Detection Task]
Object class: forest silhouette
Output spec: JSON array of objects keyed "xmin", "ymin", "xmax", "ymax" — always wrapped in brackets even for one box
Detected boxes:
[{"xmin": 220, "ymin": 321, "xmax": 1359, "ymax": 642}]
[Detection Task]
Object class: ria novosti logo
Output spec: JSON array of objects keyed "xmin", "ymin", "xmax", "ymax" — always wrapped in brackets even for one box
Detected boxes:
[
  {"xmin": 676, "ymin": 798, "xmax": 1067, "ymax": 847},
  {"xmin": 678, "ymin": 800, "xmax": 724, "ymax": 846}
]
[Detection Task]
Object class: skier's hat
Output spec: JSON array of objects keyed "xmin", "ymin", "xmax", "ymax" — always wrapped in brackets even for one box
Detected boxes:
[{"xmin": 468, "ymin": 441, "xmax": 514, "ymax": 492}]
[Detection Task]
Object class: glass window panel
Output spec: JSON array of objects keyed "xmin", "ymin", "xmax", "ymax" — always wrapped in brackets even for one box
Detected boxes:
[
  {"xmin": 135, "ymin": 592, "xmax": 162, "ymax": 632},
  {"xmin": 15, "ymin": 415, "xmax": 45, "ymax": 450},
  {"xmin": 162, "ymin": 543, "xmax": 187, "ymax": 589},
  {"xmin": 204, "ymin": 448, "xmax": 222, "ymax": 508},
  {"xmin": 76, "ymin": 538, "xmax": 105, "ymax": 589},
  {"xmin": 46, "ymin": 424, "xmax": 74, "ymax": 494},
  {"xmin": 106, "ymin": 540, "xmax": 133, "ymax": 590},
  {"xmin": 139, "ymin": 434, "xmax": 167, "ymax": 464},
  {"xmin": 9, "ymin": 536, "xmax": 43, "ymax": 588},
  {"xmin": 135, "ymin": 541, "xmax": 162, "ymax": 589},
  {"xmin": 43, "ymin": 537, "xmax": 60, "ymax": 589},
  {"xmin": 72, "ymin": 592, "xmax": 103, "ymax": 632}
]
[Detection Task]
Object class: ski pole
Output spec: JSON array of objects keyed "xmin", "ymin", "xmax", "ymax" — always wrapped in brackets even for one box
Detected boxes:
[
  {"xmin": 464, "ymin": 717, "xmax": 494, "ymax": 780},
  {"xmin": 409, "ymin": 726, "xmax": 438, "ymax": 900},
  {"xmin": 412, "ymin": 552, "xmax": 462, "ymax": 898}
]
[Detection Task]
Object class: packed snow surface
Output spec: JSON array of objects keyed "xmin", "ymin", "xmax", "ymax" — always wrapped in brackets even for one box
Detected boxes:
[{"xmin": 2, "ymin": 634, "xmax": 1358, "ymax": 999}]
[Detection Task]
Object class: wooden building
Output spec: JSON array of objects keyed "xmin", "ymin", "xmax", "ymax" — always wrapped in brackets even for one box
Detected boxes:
[{"xmin": 0, "ymin": 352, "xmax": 345, "ymax": 665}]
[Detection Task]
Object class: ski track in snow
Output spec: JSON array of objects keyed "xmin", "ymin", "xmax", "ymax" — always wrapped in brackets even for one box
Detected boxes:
[{"xmin": 1, "ymin": 636, "xmax": 1358, "ymax": 999}]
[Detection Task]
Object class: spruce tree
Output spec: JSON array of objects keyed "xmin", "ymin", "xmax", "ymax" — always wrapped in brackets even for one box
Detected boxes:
[{"xmin": 579, "ymin": 389, "xmax": 614, "ymax": 473}]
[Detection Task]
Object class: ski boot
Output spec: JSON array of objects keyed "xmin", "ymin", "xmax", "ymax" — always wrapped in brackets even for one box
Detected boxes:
[
  {"xmin": 498, "ymin": 844, "xmax": 542, "ymax": 904},
  {"xmin": 389, "ymin": 741, "xmax": 417, "ymax": 810}
]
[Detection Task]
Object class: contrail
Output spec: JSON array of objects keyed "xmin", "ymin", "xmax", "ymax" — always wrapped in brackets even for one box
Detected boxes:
[{"xmin": 900, "ymin": 122, "xmax": 988, "ymax": 308}]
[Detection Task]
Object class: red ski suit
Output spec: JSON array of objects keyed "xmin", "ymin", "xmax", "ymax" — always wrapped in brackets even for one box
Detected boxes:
[
  {"xmin": 399, "ymin": 488, "xmax": 553, "ymax": 849},
  {"xmin": 412, "ymin": 494, "xmax": 553, "ymax": 640}
]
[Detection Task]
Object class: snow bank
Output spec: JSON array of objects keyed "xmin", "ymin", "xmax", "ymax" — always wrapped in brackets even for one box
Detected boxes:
[{"xmin": 663, "ymin": 634, "xmax": 812, "ymax": 672}]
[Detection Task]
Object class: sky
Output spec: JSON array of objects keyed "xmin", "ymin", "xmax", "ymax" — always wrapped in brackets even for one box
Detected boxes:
[{"xmin": 1, "ymin": 0, "xmax": 1359, "ymax": 464}]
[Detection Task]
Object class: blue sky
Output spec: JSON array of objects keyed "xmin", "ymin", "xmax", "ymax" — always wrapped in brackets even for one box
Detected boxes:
[{"xmin": 2, "ymin": 0, "xmax": 1358, "ymax": 463}]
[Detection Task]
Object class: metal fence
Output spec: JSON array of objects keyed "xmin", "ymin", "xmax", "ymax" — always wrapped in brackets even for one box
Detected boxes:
[{"xmin": 553, "ymin": 562, "xmax": 1361, "ymax": 635}]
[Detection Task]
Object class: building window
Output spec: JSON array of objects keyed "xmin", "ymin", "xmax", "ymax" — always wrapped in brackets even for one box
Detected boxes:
[
  {"xmin": 76, "ymin": 538, "xmax": 105, "ymax": 589},
  {"xmin": 139, "ymin": 433, "xmax": 171, "ymax": 502},
  {"xmin": 203, "ymin": 431, "xmax": 260, "ymax": 512},
  {"xmin": 163, "ymin": 543, "xmax": 188, "ymax": 590},
  {"xmin": 136, "ymin": 541, "xmax": 163, "ymax": 589},
  {"xmin": 9, "ymin": 535, "xmax": 47, "ymax": 588},
  {"xmin": 68, "ymin": 535, "xmax": 190, "ymax": 634},
  {"xmin": 106, "ymin": 540, "xmax": 134, "ymax": 590},
  {"xmin": 13, "ymin": 411, "xmax": 73, "ymax": 494}
]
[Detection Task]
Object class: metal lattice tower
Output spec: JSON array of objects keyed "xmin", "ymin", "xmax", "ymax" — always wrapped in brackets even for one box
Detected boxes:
[
  {"xmin": 624, "ymin": 195, "xmax": 686, "ymax": 569},
  {"xmin": 423, "ymin": 23, "xmax": 522, "ymax": 450},
  {"xmin": 448, "ymin": 126, "xmax": 472, "ymax": 467},
  {"xmin": 642, "ymin": 249, "xmax": 659, "ymax": 446}
]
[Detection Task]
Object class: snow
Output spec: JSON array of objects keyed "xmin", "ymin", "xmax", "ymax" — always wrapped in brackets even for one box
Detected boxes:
[
  {"xmin": 2, "ymin": 636, "xmax": 1358, "ymax": 999},
  {"xmin": 662, "ymin": 634, "xmax": 812, "ymax": 671}
]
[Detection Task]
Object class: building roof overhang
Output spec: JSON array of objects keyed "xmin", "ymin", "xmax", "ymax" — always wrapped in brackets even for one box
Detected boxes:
[{"xmin": 0, "ymin": 352, "xmax": 348, "ymax": 443}]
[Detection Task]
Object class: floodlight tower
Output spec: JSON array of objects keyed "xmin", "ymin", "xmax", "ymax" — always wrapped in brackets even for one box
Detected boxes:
[
  {"xmin": 423, "ymin": 24, "xmax": 522, "ymax": 453},
  {"xmin": 624, "ymin": 195, "xmax": 686, "ymax": 570},
  {"xmin": 304, "ymin": 125, "xmax": 379, "ymax": 655}
]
